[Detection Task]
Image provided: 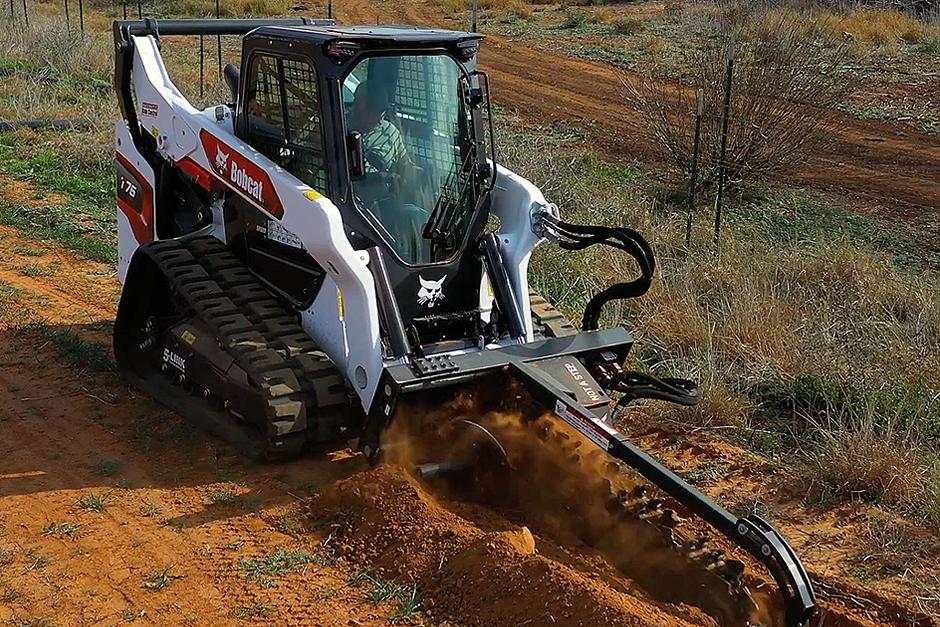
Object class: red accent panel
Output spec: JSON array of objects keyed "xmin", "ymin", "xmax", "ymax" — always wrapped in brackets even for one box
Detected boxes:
[
  {"xmin": 199, "ymin": 129, "xmax": 284, "ymax": 218},
  {"xmin": 115, "ymin": 152, "xmax": 155, "ymax": 246},
  {"xmin": 177, "ymin": 156, "xmax": 219, "ymax": 193}
]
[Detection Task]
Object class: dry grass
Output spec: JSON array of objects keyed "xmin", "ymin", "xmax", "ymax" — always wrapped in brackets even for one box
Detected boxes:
[
  {"xmin": 434, "ymin": 0, "xmax": 533, "ymax": 19},
  {"xmin": 727, "ymin": 7, "xmax": 939, "ymax": 55},
  {"xmin": 171, "ymin": 0, "xmax": 294, "ymax": 18},
  {"xmin": 804, "ymin": 406, "xmax": 939, "ymax": 511},
  {"xmin": 499, "ymin": 105, "xmax": 940, "ymax": 517},
  {"xmin": 0, "ymin": 18, "xmax": 109, "ymax": 77}
]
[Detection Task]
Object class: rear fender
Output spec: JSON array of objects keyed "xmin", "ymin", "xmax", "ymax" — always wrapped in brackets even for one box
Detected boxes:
[{"xmin": 115, "ymin": 122, "xmax": 157, "ymax": 283}]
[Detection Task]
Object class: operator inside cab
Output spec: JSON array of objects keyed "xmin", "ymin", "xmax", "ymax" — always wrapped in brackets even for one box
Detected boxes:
[{"xmin": 347, "ymin": 80, "xmax": 430, "ymax": 264}]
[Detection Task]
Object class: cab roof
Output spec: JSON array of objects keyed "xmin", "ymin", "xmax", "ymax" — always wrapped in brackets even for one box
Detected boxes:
[{"xmin": 254, "ymin": 24, "xmax": 483, "ymax": 45}]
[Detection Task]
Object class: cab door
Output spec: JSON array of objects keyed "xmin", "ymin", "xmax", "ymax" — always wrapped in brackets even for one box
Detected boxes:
[{"xmin": 234, "ymin": 49, "xmax": 331, "ymax": 307}]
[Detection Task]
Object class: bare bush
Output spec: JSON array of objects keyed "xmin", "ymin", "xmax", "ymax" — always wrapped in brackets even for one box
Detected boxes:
[{"xmin": 625, "ymin": 9, "xmax": 855, "ymax": 187}]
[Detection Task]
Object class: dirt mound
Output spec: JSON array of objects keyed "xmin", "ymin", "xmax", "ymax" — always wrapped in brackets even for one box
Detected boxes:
[{"xmin": 312, "ymin": 464, "xmax": 717, "ymax": 627}]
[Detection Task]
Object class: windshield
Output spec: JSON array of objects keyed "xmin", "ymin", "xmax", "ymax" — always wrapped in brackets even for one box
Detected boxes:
[{"xmin": 344, "ymin": 54, "xmax": 476, "ymax": 265}]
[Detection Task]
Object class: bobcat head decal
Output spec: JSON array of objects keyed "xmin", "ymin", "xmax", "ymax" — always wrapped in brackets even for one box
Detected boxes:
[
  {"xmin": 215, "ymin": 146, "xmax": 230, "ymax": 173},
  {"xmin": 417, "ymin": 275, "xmax": 446, "ymax": 308}
]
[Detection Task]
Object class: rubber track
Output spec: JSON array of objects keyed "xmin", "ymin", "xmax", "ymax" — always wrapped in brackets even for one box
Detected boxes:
[
  {"xmin": 529, "ymin": 290, "xmax": 577, "ymax": 338},
  {"xmin": 144, "ymin": 236, "xmax": 346, "ymax": 457}
]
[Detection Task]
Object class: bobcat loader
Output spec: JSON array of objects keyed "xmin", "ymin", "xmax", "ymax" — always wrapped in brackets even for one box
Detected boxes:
[{"xmin": 111, "ymin": 18, "xmax": 817, "ymax": 625}]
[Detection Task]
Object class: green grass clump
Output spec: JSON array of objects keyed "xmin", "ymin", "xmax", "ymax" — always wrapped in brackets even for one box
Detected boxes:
[
  {"xmin": 31, "ymin": 323, "xmax": 114, "ymax": 372},
  {"xmin": 77, "ymin": 494, "xmax": 106, "ymax": 512},
  {"xmin": 558, "ymin": 8, "xmax": 590, "ymax": 29},
  {"xmin": 239, "ymin": 548, "xmax": 316, "ymax": 587},
  {"xmin": 42, "ymin": 521, "xmax": 80, "ymax": 539},
  {"xmin": 92, "ymin": 459, "xmax": 122, "ymax": 477},
  {"xmin": 142, "ymin": 567, "xmax": 183, "ymax": 591},
  {"xmin": 208, "ymin": 488, "xmax": 238, "ymax": 505},
  {"xmin": 229, "ymin": 604, "xmax": 271, "ymax": 619}
]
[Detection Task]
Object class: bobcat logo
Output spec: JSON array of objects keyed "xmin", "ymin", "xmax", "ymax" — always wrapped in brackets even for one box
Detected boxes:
[
  {"xmin": 417, "ymin": 275, "xmax": 446, "ymax": 308},
  {"xmin": 215, "ymin": 146, "xmax": 230, "ymax": 173}
]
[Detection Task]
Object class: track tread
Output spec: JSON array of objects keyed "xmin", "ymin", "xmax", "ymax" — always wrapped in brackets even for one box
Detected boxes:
[{"xmin": 121, "ymin": 234, "xmax": 349, "ymax": 459}]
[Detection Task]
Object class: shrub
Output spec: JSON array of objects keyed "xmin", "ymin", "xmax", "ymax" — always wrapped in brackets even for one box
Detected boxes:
[
  {"xmin": 625, "ymin": 8, "xmax": 855, "ymax": 188},
  {"xmin": 611, "ymin": 16, "xmax": 644, "ymax": 35}
]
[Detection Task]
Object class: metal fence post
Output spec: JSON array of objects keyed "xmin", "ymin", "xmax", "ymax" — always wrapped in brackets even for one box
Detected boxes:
[
  {"xmin": 136, "ymin": 0, "xmax": 141, "ymax": 20},
  {"xmin": 685, "ymin": 88, "xmax": 703, "ymax": 249},
  {"xmin": 200, "ymin": 35, "xmax": 205, "ymax": 98},
  {"xmin": 327, "ymin": 0, "xmax": 332, "ymax": 19},
  {"xmin": 713, "ymin": 41, "xmax": 734, "ymax": 253},
  {"xmin": 9, "ymin": 0, "xmax": 14, "ymax": 26},
  {"xmin": 65, "ymin": 0, "xmax": 70, "ymax": 33},
  {"xmin": 78, "ymin": 0, "xmax": 83, "ymax": 32},
  {"xmin": 472, "ymin": 0, "xmax": 478, "ymax": 31},
  {"xmin": 22, "ymin": 0, "xmax": 27, "ymax": 27},
  {"xmin": 122, "ymin": 0, "xmax": 126, "ymax": 20},
  {"xmin": 216, "ymin": 0, "xmax": 222, "ymax": 81}
]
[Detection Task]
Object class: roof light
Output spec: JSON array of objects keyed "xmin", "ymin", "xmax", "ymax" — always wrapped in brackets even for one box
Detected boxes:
[
  {"xmin": 457, "ymin": 39, "xmax": 480, "ymax": 61},
  {"xmin": 325, "ymin": 40, "xmax": 360, "ymax": 64}
]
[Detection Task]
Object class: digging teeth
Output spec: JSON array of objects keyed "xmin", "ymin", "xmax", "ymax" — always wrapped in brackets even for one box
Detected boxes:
[
  {"xmin": 702, "ymin": 550, "xmax": 725, "ymax": 569},
  {"xmin": 635, "ymin": 498, "xmax": 666, "ymax": 519},
  {"xmin": 718, "ymin": 560, "xmax": 746, "ymax": 587},
  {"xmin": 686, "ymin": 537, "xmax": 710, "ymax": 558},
  {"xmin": 657, "ymin": 509, "xmax": 683, "ymax": 528}
]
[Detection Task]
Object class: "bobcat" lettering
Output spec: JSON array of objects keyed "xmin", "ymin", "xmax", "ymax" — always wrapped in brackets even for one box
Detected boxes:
[{"xmin": 230, "ymin": 161, "xmax": 264, "ymax": 204}]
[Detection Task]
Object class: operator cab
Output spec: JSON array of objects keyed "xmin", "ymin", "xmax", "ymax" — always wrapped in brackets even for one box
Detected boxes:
[{"xmin": 230, "ymin": 25, "xmax": 493, "ymax": 347}]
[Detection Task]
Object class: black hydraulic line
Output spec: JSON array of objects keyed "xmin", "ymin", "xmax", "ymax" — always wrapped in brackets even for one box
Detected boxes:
[
  {"xmin": 509, "ymin": 359, "xmax": 817, "ymax": 627},
  {"xmin": 0, "ymin": 118, "xmax": 93, "ymax": 132},
  {"xmin": 612, "ymin": 371, "xmax": 699, "ymax": 409},
  {"xmin": 540, "ymin": 213, "xmax": 654, "ymax": 331},
  {"xmin": 367, "ymin": 247, "xmax": 411, "ymax": 361},
  {"xmin": 480, "ymin": 233, "xmax": 526, "ymax": 342}
]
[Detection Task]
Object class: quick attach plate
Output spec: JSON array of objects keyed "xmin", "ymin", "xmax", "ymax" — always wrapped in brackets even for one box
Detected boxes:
[{"xmin": 411, "ymin": 354, "xmax": 460, "ymax": 377}]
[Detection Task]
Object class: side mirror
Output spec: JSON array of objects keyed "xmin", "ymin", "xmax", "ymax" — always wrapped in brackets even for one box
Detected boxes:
[{"xmin": 347, "ymin": 131, "xmax": 365, "ymax": 179}]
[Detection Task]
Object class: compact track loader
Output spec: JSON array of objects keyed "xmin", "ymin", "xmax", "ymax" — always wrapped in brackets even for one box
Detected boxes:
[{"xmin": 112, "ymin": 18, "xmax": 816, "ymax": 625}]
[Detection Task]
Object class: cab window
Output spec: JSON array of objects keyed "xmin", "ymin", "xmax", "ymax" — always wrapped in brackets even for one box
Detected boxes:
[
  {"xmin": 244, "ymin": 54, "xmax": 329, "ymax": 196},
  {"xmin": 344, "ymin": 54, "xmax": 472, "ymax": 265}
]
